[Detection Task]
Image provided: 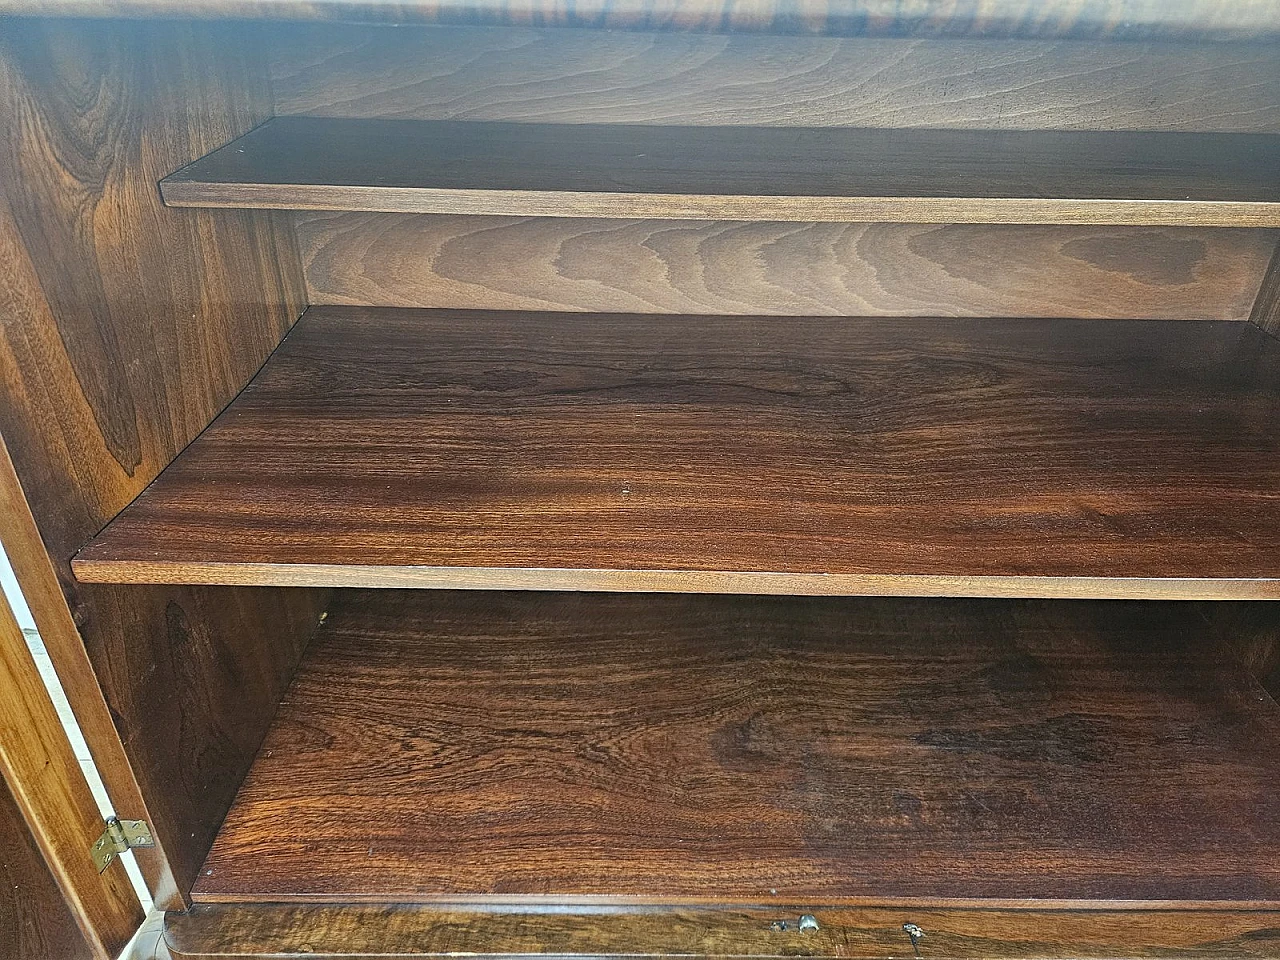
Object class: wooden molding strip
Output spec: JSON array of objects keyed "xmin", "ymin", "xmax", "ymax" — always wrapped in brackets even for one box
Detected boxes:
[{"xmin": 164, "ymin": 903, "xmax": 1280, "ymax": 959}]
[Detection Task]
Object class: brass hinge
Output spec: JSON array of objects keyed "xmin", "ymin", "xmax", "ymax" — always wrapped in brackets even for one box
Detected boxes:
[{"xmin": 91, "ymin": 817, "xmax": 154, "ymax": 873}]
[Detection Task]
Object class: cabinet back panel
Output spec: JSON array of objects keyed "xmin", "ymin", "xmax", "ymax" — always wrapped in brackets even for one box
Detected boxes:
[
  {"xmin": 275, "ymin": 26, "xmax": 1280, "ymax": 318},
  {"xmin": 269, "ymin": 27, "xmax": 1280, "ymax": 131},
  {"xmin": 298, "ymin": 214, "xmax": 1276, "ymax": 318}
]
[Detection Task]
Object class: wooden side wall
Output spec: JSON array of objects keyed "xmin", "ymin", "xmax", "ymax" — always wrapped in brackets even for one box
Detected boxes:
[
  {"xmin": 0, "ymin": 20, "xmax": 326, "ymax": 909},
  {"xmin": 1252, "ymin": 244, "xmax": 1280, "ymax": 338}
]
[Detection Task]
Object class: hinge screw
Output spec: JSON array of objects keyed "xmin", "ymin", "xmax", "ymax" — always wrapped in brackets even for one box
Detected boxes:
[{"xmin": 903, "ymin": 923, "xmax": 925, "ymax": 956}]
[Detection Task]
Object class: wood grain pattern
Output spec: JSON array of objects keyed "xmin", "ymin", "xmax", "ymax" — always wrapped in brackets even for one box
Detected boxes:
[
  {"xmin": 4, "ymin": 0, "xmax": 1280, "ymax": 41},
  {"xmin": 164, "ymin": 903, "xmax": 1280, "ymax": 959},
  {"xmin": 161, "ymin": 118, "xmax": 1280, "ymax": 226},
  {"xmin": 193, "ymin": 591, "xmax": 1280, "ymax": 904},
  {"xmin": 0, "ymin": 586, "xmax": 141, "ymax": 957},
  {"xmin": 0, "ymin": 20, "xmax": 325, "ymax": 908},
  {"xmin": 271, "ymin": 27, "xmax": 1280, "ymax": 133},
  {"xmin": 298, "ymin": 213, "xmax": 1278, "ymax": 319},
  {"xmin": 73, "ymin": 307, "xmax": 1280, "ymax": 599},
  {"xmin": 0, "ymin": 773, "xmax": 94, "ymax": 960}
]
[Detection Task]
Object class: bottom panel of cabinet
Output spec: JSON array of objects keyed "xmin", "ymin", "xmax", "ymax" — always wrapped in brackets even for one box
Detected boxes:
[
  {"xmin": 189, "ymin": 592, "xmax": 1280, "ymax": 907},
  {"xmin": 165, "ymin": 904, "xmax": 1280, "ymax": 959}
]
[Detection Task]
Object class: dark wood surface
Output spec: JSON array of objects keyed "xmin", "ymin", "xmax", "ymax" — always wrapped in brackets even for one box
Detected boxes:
[
  {"xmin": 269, "ymin": 27, "xmax": 1280, "ymax": 133},
  {"xmin": 5, "ymin": 0, "xmax": 1280, "ymax": 41},
  {"xmin": 298, "ymin": 213, "xmax": 1276, "ymax": 320},
  {"xmin": 161, "ymin": 118, "xmax": 1280, "ymax": 226},
  {"xmin": 0, "ymin": 586, "xmax": 141, "ymax": 957},
  {"xmin": 0, "ymin": 20, "xmax": 326, "ymax": 908},
  {"xmin": 0, "ymin": 773, "xmax": 95, "ymax": 960},
  {"xmin": 193, "ymin": 591, "xmax": 1280, "ymax": 904},
  {"xmin": 165, "ymin": 903, "xmax": 1280, "ymax": 959},
  {"xmin": 74, "ymin": 307, "xmax": 1280, "ymax": 599}
]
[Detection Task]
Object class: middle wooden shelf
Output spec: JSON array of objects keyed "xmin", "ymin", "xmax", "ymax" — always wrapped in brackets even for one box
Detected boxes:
[{"xmin": 72, "ymin": 308, "xmax": 1280, "ymax": 599}]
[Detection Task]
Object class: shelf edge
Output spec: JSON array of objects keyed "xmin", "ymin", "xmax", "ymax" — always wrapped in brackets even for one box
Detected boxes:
[
  {"xmin": 68, "ymin": 560, "xmax": 1280, "ymax": 600},
  {"xmin": 157, "ymin": 181, "xmax": 1280, "ymax": 227}
]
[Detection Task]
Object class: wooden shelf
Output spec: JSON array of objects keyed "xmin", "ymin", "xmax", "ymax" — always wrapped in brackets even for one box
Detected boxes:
[
  {"xmin": 192, "ymin": 591, "xmax": 1280, "ymax": 904},
  {"xmin": 159, "ymin": 118, "xmax": 1280, "ymax": 226},
  {"xmin": 72, "ymin": 308, "xmax": 1280, "ymax": 599}
]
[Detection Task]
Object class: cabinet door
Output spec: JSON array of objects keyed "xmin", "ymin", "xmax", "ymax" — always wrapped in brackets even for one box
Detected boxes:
[
  {"xmin": 0, "ymin": 584, "xmax": 142, "ymax": 959},
  {"xmin": 0, "ymin": 772, "xmax": 96, "ymax": 960}
]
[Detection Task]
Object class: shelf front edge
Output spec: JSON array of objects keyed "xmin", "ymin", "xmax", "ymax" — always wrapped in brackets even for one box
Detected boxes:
[
  {"xmin": 67, "ymin": 559, "xmax": 1280, "ymax": 600},
  {"xmin": 156, "ymin": 182, "xmax": 1280, "ymax": 227}
]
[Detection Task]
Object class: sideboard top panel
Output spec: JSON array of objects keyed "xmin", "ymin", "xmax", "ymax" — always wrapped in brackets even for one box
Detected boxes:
[{"xmin": 3, "ymin": 0, "xmax": 1280, "ymax": 41}]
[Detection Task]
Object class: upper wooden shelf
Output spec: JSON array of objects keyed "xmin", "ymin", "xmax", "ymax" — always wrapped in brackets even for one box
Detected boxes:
[
  {"xmin": 73, "ymin": 307, "xmax": 1280, "ymax": 600},
  {"xmin": 159, "ymin": 118, "xmax": 1280, "ymax": 227},
  {"xmin": 8, "ymin": 0, "xmax": 1280, "ymax": 40}
]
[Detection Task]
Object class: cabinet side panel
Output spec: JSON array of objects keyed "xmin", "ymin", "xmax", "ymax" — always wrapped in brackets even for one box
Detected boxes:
[
  {"xmin": 1209, "ymin": 603, "xmax": 1280, "ymax": 701},
  {"xmin": 1251, "ymin": 242, "xmax": 1280, "ymax": 339},
  {"xmin": 0, "ymin": 20, "xmax": 326, "ymax": 908}
]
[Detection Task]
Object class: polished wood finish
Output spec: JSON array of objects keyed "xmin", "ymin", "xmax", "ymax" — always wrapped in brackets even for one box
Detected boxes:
[
  {"xmin": 0, "ymin": 774, "xmax": 94, "ymax": 960},
  {"xmin": 271, "ymin": 28, "xmax": 1280, "ymax": 133},
  {"xmin": 74, "ymin": 307, "xmax": 1280, "ymax": 599},
  {"xmin": 195, "ymin": 591, "xmax": 1280, "ymax": 904},
  {"xmin": 160, "ymin": 118, "xmax": 1280, "ymax": 226},
  {"xmin": 5, "ymin": 0, "xmax": 1280, "ymax": 41},
  {"xmin": 0, "ymin": 589, "xmax": 141, "ymax": 958},
  {"xmin": 0, "ymin": 20, "xmax": 326, "ymax": 908},
  {"xmin": 299, "ymin": 214, "xmax": 1277, "ymax": 320},
  {"xmin": 165, "ymin": 904, "xmax": 1280, "ymax": 959}
]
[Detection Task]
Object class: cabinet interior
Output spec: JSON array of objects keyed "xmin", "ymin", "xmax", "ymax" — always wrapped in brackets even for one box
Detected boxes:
[{"xmin": 1, "ymin": 10, "xmax": 1279, "ymax": 959}]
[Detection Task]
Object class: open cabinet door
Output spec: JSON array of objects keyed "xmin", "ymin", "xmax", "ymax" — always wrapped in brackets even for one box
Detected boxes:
[
  {"xmin": 0, "ymin": 774, "xmax": 99, "ymax": 960},
  {"xmin": 0, "ymin": 585, "xmax": 142, "ymax": 959}
]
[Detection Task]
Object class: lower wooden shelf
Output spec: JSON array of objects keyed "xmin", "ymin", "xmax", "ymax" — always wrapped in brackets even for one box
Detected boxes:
[{"xmin": 192, "ymin": 591, "xmax": 1280, "ymax": 906}]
